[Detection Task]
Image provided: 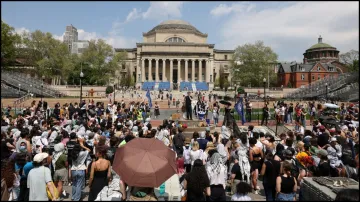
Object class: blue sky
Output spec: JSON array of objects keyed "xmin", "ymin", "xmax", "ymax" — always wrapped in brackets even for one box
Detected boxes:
[{"xmin": 2, "ymin": 1, "xmax": 359, "ymax": 62}]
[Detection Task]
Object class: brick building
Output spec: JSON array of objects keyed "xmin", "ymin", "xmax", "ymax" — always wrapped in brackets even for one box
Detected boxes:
[{"xmin": 278, "ymin": 36, "xmax": 347, "ymax": 88}]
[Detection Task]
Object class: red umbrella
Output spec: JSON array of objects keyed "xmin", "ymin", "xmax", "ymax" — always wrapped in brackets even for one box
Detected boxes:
[{"xmin": 112, "ymin": 138, "xmax": 177, "ymax": 187}]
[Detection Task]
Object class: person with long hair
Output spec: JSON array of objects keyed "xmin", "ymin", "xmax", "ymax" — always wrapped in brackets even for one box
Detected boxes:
[
  {"xmin": 274, "ymin": 143, "xmax": 285, "ymax": 161},
  {"xmin": 206, "ymin": 152, "xmax": 227, "ymax": 201},
  {"xmin": 183, "ymin": 159, "xmax": 211, "ymax": 201},
  {"xmin": 276, "ymin": 161, "xmax": 297, "ymax": 201},
  {"xmin": 52, "ymin": 143, "xmax": 68, "ymax": 198},
  {"xmin": 70, "ymin": 138, "xmax": 90, "ymax": 201},
  {"xmin": 1, "ymin": 159, "xmax": 17, "ymax": 201},
  {"xmin": 249, "ymin": 137, "xmax": 263, "ymax": 195},
  {"xmin": 260, "ymin": 152, "xmax": 281, "ymax": 201},
  {"xmin": 88, "ymin": 145, "xmax": 111, "ymax": 201},
  {"xmin": 190, "ymin": 141, "xmax": 203, "ymax": 168}
]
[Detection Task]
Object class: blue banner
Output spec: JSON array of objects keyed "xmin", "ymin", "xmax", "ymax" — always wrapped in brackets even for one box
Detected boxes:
[
  {"xmin": 146, "ymin": 89, "xmax": 152, "ymax": 108},
  {"xmin": 235, "ymin": 97, "xmax": 246, "ymax": 125}
]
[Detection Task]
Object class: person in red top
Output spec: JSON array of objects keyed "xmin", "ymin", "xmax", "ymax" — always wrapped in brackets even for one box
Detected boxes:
[{"xmin": 176, "ymin": 154, "xmax": 185, "ymax": 176}]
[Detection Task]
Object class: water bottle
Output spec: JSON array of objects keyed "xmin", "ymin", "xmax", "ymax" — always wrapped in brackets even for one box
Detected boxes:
[{"xmin": 159, "ymin": 182, "xmax": 165, "ymax": 195}]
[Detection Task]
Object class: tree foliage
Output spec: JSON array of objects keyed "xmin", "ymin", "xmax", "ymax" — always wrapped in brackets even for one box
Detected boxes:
[
  {"xmin": 340, "ymin": 50, "xmax": 359, "ymax": 72},
  {"xmin": 1, "ymin": 21, "xmax": 22, "ymax": 67},
  {"xmin": 232, "ymin": 41, "xmax": 278, "ymax": 87}
]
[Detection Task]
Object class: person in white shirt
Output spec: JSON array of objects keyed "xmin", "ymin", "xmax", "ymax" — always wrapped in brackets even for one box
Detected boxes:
[
  {"xmin": 206, "ymin": 152, "xmax": 227, "ymax": 201},
  {"xmin": 280, "ymin": 105, "xmax": 285, "ymax": 124},
  {"xmin": 189, "ymin": 141, "xmax": 203, "ymax": 168}
]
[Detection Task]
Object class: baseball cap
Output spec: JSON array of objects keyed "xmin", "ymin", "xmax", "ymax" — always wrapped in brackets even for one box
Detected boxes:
[
  {"xmin": 33, "ymin": 153, "xmax": 49, "ymax": 163},
  {"xmin": 317, "ymin": 149, "xmax": 328, "ymax": 157}
]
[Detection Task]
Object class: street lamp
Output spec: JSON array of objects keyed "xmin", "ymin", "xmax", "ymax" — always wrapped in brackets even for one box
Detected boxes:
[
  {"xmin": 263, "ymin": 78, "xmax": 266, "ymax": 103},
  {"xmin": 234, "ymin": 84, "xmax": 237, "ymax": 102},
  {"xmin": 80, "ymin": 71, "xmax": 84, "ymax": 104},
  {"xmin": 325, "ymin": 83, "xmax": 328, "ymax": 101},
  {"xmin": 41, "ymin": 76, "xmax": 45, "ymax": 102}
]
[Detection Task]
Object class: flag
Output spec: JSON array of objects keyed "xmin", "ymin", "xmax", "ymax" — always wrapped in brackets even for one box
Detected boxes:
[
  {"xmin": 235, "ymin": 97, "xmax": 246, "ymax": 125},
  {"xmin": 146, "ymin": 89, "xmax": 152, "ymax": 108}
]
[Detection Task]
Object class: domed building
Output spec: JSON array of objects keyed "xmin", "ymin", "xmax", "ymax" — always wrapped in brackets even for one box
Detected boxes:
[
  {"xmin": 277, "ymin": 36, "xmax": 347, "ymax": 88},
  {"xmin": 115, "ymin": 20, "xmax": 234, "ymax": 91}
]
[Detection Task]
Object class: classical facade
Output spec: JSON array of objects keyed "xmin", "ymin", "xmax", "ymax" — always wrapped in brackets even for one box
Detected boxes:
[
  {"xmin": 114, "ymin": 20, "xmax": 234, "ymax": 90},
  {"xmin": 277, "ymin": 36, "xmax": 347, "ymax": 88}
]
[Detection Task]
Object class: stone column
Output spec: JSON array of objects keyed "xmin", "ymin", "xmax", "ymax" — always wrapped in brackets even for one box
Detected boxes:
[
  {"xmin": 205, "ymin": 60, "xmax": 210, "ymax": 82},
  {"xmin": 148, "ymin": 59, "xmax": 152, "ymax": 81},
  {"xmin": 155, "ymin": 59, "xmax": 159, "ymax": 82},
  {"xmin": 178, "ymin": 59, "xmax": 181, "ymax": 83},
  {"xmin": 136, "ymin": 56, "xmax": 141, "ymax": 83},
  {"xmin": 141, "ymin": 59, "xmax": 145, "ymax": 82},
  {"xmin": 192, "ymin": 60, "xmax": 195, "ymax": 82},
  {"xmin": 199, "ymin": 60, "xmax": 203, "ymax": 82},
  {"xmin": 162, "ymin": 60, "xmax": 166, "ymax": 81},
  {"xmin": 185, "ymin": 59, "xmax": 188, "ymax": 82},
  {"xmin": 170, "ymin": 59, "xmax": 173, "ymax": 83}
]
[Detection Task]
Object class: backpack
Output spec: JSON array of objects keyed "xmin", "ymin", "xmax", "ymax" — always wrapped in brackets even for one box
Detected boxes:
[{"xmin": 290, "ymin": 158, "xmax": 301, "ymax": 182}]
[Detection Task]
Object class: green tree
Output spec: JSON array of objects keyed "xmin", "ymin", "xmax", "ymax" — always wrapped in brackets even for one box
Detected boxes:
[
  {"xmin": 21, "ymin": 30, "xmax": 71, "ymax": 80},
  {"xmin": 79, "ymin": 39, "xmax": 127, "ymax": 85},
  {"xmin": 1, "ymin": 21, "xmax": 22, "ymax": 67},
  {"xmin": 340, "ymin": 50, "xmax": 359, "ymax": 72},
  {"xmin": 232, "ymin": 41, "xmax": 278, "ymax": 87}
]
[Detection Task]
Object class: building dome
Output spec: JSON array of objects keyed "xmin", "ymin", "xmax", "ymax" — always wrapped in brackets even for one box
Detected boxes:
[
  {"xmin": 145, "ymin": 19, "xmax": 205, "ymax": 36},
  {"xmin": 307, "ymin": 35, "xmax": 335, "ymax": 50}
]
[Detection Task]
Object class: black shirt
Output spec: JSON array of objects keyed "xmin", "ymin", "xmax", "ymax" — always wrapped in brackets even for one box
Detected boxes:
[
  {"xmin": 231, "ymin": 163, "xmax": 246, "ymax": 181},
  {"xmin": 263, "ymin": 160, "xmax": 281, "ymax": 186},
  {"xmin": 315, "ymin": 161, "xmax": 330, "ymax": 177},
  {"xmin": 185, "ymin": 173, "xmax": 210, "ymax": 200},
  {"xmin": 173, "ymin": 133, "xmax": 185, "ymax": 148},
  {"xmin": 317, "ymin": 133, "xmax": 329, "ymax": 147},
  {"xmin": 280, "ymin": 176, "xmax": 295, "ymax": 194},
  {"xmin": 185, "ymin": 96, "xmax": 191, "ymax": 106},
  {"xmin": 66, "ymin": 140, "xmax": 78, "ymax": 164}
]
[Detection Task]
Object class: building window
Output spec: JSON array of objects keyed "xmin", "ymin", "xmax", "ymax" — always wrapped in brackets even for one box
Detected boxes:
[
  {"xmin": 224, "ymin": 55, "xmax": 228, "ymax": 60},
  {"xmin": 317, "ymin": 66, "xmax": 321, "ymax": 71},
  {"xmin": 301, "ymin": 74, "xmax": 305, "ymax": 80},
  {"xmin": 312, "ymin": 75, "xmax": 315, "ymax": 80},
  {"xmin": 318, "ymin": 75, "xmax": 321, "ymax": 80},
  {"xmin": 165, "ymin": 37, "xmax": 185, "ymax": 43}
]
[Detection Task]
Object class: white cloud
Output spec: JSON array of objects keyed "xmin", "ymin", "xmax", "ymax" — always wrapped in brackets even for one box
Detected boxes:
[
  {"xmin": 213, "ymin": 1, "xmax": 359, "ymax": 62},
  {"xmin": 14, "ymin": 27, "xmax": 30, "ymax": 35},
  {"xmin": 210, "ymin": 2, "xmax": 254, "ymax": 17},
  {"xmin": 142, "ymin": 2, "xmax": 184, "ymax": 20},
  {"xmin": 126, "ymin": 8, "xmax": 142, "ymax": 22}
]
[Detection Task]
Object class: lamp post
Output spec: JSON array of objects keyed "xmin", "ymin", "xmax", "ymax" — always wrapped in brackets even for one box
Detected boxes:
[
  {"xmin": 325, "ymin": 83, "xmax": 328, "ymax": 102},
  {"xmin": 41, "ymin": 76, "xmax": 45, "ymax": 102},
  {"xmin": 113, "ymin": 84, "xmax": 116, "ymax": 103},
  {"xmin": 263, "ymin": 78, "xmax": 266, "ymax": 103},
  {"xmin": 80, "ymin": 71, "xmax": 84, "ymax": 104},
  {"xmin": 18, "ymin": 84, "xmax": 21, "ymax": 97}
]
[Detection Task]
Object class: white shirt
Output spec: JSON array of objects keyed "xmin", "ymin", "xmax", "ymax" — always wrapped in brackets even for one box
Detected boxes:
[
  {"xmin": 255, "ymin": 140, "xmax": 263, "ymax": 149},
  {"xmin": 190, "ymin": 150, "xmax": 202, "ymax": 165},
  {"xmin": 280, "ymin": 106, "xmax": 285, "ymax": 116},
  {"xmin": 206, "ymin": 164, "xmax": 227, "ymax": 189},
  {"xmin": 231, "ymin": 194, "xmax": 252, "ymax": 201}
]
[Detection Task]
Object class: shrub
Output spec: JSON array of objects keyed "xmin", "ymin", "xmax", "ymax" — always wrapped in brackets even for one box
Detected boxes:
[{"xmin": 106, "ymin": 86, "xmax": 114, "ymax": 94}]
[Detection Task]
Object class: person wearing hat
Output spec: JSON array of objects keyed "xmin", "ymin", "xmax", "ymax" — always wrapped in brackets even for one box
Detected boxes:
[
  {"xmin": 325, "ymin": 137, "xmax": 343, "ymax": 175},
  {"xmin": 27, "ymin": 152, "xmax": 58, "ymax": 201},
  {"xmin": 314, "ymin": 149, "xmax": 330, "ymax": 177}
]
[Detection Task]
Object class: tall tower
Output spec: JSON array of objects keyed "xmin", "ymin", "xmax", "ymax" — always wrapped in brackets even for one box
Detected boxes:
[{"xmin": 63, "ymin": 24, "xmax": 78, "ymax": 52}]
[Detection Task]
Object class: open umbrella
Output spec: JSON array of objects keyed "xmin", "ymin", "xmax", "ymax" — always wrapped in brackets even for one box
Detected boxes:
[
  {"xmin": 112, "ymin": 138, "xmax": 176, "ymax": 187},
  {"xmin": 324, "ymin": 103, "xmax": 339, "ymax": 108},
  {"xmin": 219, "ymin": 100, "xmax": 232, "ymax": 106}
]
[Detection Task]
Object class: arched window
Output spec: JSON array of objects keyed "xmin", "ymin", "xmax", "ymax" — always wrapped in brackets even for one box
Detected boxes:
[{"xmin": 165, "ymin": 37, "xmax": 186, "ymax": 43}]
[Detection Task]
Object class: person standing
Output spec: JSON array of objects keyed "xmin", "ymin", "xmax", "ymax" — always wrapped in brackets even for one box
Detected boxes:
[
  {"xmin": 206, "ymin": 153, "xmax": 227, "ymax": 201},
  {"xmin": 27, "ymin": 153, "xmax": 58, "ymax": 201},
  {"xmin": 173, "ymin": 127, "xmax": 185, "ymax": 156},
  {"xmin": 185, "ymin": 92, "xmax": 193, "ymax": 120},
  {"xmin": 212, "ymin": 104, "xmax": 220, "ymax": 127},
  {"xmin": 246, "ymin": 101, "xmax": 252, "ymax": 122},
  {"xmin": 261, "ymin": 104, "xmax": 269, "ymax": 126},
  {"xmin": 183, "ymin": 159, "xmax": 211, "ymax": 201},
  {"xmin": 287, "ymin": 103, "xmax": 294, "ymax": 124},
  {"xmin": 70, "ymin": 139, "xmax": 90, "ymax": 201},
  {"xmin": 275, "ymin": 161, "xmax": 297, "ymax": 201},
  {"xmin": 260, "ymin": 152, "xmax": 281, "ymax": 201},
  {"xmin": 52, "ymin": 143, "xmax": 68, "ymax": 199},
  {"xmin": 88, "ymin": 146, "xmax": 111, "ymax": 201},
  {"xmin": 154, "ymin": 102, "xmax": 160, "ymax": 119}
]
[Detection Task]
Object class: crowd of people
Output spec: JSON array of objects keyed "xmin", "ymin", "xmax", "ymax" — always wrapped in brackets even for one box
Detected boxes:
[{"xmin": 1, "ymin": 95, "xmax": 359, "ymax": 201}]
